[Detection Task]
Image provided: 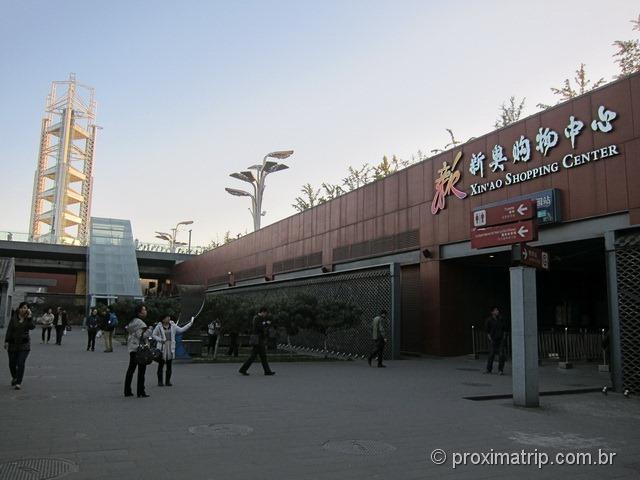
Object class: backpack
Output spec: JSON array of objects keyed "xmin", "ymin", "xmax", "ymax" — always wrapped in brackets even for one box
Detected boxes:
[{"xmin": 106, "ymin": 313, "xmax": 118, "ymax": 330}]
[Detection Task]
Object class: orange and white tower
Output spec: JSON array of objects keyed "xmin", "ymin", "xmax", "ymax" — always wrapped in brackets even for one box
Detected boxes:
[{"xmin": 29, "ymin": 73, "xmax": 98, "ymax": 245}]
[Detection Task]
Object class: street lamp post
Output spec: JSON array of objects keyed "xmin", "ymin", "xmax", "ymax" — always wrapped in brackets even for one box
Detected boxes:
[
  {"xmin": 155, "ymin": 220, "xmax": 194, "ymax": 253},
  {"xmin": 225, "ymin": 150, "xmax": 293, "ymax": 231}
]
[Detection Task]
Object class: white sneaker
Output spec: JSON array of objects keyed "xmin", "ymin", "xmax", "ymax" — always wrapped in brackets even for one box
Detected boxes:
[{"xmin": 14, "ymin": 384, "xmax": 21, "ymax": 390}]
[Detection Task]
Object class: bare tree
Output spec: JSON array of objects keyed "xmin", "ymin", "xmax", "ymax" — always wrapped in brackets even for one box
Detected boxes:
[
  {"xmin": 613, "ymin": 14, "xmax": 640, "ymax": 78},
  {"xmin": 537, "ymin": 63, "xmax": 606, "ymax": 109},
  {"xmin": 495, "ymin": 96, "xmax": 526, "ymax": 128},
  {"xmin": 292, "ymin": 183, "xmax": 325, "ymax": 212}
]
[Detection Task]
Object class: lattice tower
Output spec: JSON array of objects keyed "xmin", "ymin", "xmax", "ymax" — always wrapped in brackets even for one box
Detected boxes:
[{"xmin": 28, "ymin": 73, "xmax": 98, "ymax": 245}]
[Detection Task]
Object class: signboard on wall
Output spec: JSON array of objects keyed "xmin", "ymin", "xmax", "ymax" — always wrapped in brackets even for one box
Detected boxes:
[
  {"xmin": 471, "ymin": 200, "xmax": 536, "ymax": 228},
  {"xmin": 430, "ymin": 103, "xmax": 620, "ymax": 215},
  {"xmin": 473, "ymin": 189, "xmax": 561, "ymax": 226},
  {"xmin": 471, "ymin": 220, "xmax": 538, "ymax": 249}
]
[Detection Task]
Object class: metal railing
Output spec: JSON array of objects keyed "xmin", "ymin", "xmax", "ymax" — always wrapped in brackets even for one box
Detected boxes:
[
  {"xmin": 0, "ymin": 230, "xmax": 205, "ymax": 255},
  {"xmin": 471, "ymin": 326, "xmax": 606, "ymax": 362}
]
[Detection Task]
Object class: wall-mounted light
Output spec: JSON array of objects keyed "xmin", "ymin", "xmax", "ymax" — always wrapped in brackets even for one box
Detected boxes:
[{"xmin": 422, "ymin": 248, "xmax": 432, "ymax": 259}]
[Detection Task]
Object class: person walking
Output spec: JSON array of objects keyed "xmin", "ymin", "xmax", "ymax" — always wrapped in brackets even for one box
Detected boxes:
[
  {"xmin": 368, "ymin": 309, "xmax": 388, "ymax": 368},
  {"xmin": 124, "ymin": 304, "xmax": 151, "ymax": 397},
  {"xmin": 4, "ymin": 302, "xmax": 35, "ymax": 390},
  {"xmin": 206, "ymin": 318, "xmax": 221, "ymax": 356},
  {"xmin": 239, "ymin": 307, "xmax": 275, "ymax": 376},
  {"xmin": 86, "ymin": 308, "xmax": 99, "ymax": 351},
  {"xmin": 485, "ymin": 306, "xmax": 508, "ymax": 375},
  {"xmin": 53, "ymin": 306, "xmax": 67, "ymax": 345},
  {"xmin": 152, "ymin": 314, "xmax": 194, "ymax": 386},
  {"xmin": 39, "ymin": 307, "xmax": 54, "ymax": 344}
]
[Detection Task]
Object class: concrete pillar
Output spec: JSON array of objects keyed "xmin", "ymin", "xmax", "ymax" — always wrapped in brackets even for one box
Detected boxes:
[{"xmin": 510, "ymin": 266, "xmax": 539, "ymax": 407}]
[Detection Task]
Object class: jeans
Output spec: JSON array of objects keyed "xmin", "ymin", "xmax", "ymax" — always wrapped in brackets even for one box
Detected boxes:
[
  {"xmin": 486, "ymin": 339, "xmax": 506, "ymax": 373},
  {"xmin": 124, "ymin": 352, "xmax": 147, "ymax": 395},
  {"xmin": 41, "ymin": 327, "xmax": 52, "ymax": 343},
  {"xmin": 55, "ymin": 325, "xmax": 65, "ymax": 345},
  {"xmin": 8, "ymin": 350, "xmax": 30, "ymax": 384}
]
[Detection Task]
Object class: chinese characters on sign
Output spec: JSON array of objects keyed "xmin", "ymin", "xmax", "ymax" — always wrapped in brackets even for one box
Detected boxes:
[
  {"xmin": 433, "ymin": 105, "xmax": 619, "ymax": 213},
  {"xmin": 431, "ymin": 151, "xmax": 468, "ymax": 214}
]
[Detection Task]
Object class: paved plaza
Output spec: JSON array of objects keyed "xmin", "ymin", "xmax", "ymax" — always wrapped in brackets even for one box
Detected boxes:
[{"xmin": 1, "ymin": 328, "xmax": 639, "ymax": 480}]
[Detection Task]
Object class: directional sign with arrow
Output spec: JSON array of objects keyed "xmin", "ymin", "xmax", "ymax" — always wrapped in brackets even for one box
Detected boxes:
[
  {"xmin": 471, "ymin": 199, "xmax": 536, "ymax": 228},
  {"xmin": 471, "ymin": 220, "xmax": 538, "ymax": 249}
]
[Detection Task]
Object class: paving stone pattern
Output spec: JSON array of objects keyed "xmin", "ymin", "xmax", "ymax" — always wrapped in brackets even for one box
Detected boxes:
[{"xmin": 0, "ymin": 328, "xmax": 639, "ymax": 479}]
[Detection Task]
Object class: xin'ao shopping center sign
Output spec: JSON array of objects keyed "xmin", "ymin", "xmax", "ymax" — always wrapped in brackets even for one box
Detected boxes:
[{"xmin": 430, "ymin": 105, "xmax": 621, "ymax": 216}]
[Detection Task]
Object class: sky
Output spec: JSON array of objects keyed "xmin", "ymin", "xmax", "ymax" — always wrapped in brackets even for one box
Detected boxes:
[{"xmin": 0, "ymin": 0, "xmax": 637, "ymax": 248}]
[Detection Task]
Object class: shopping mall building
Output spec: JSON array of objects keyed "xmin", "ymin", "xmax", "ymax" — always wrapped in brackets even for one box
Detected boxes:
[{"xmin": 174, "ymin": 72, "xmax": 640, "ymax": 392}]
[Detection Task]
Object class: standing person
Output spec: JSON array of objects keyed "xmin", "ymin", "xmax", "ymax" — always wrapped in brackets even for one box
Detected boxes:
[
  {"xmin": 86, "ymin": 308, "xmax": 99, "ymax": 351},
  {"xmin": 39, "ymin": 307, "xmax": 54, "ymax": 344},
  {"xmin": 368, "ymin": 310, "xmax": 388, "ymax": 368},
  {"xmin": 485, "ymin": 306, "xmax": 508, "ymax": 375},
  {"xmin": 3, "ymin": 302, "xmax": 35, "ymax": 390},
  {"xmin": 226, "ymin": 330, "xmax": 239, "ymax": 357},
  {"xmin": 53, "ymin": 307, "xmax": 67, "ymax": 345},
  {"xmin": 206, "ymin": 318, "xmax": 221, "ymax": 356},
  {"xmin": 239, "ymin": 307, "xmax": 275, "ymax": 376},
  {"xmin": 124, "ymin": 304, "xmax": 151, "ymax": 398},
  {"xmin": 101, "ymin": 307, "xmax": 117, "ymax": 352},
  {"xmin": 152, "ymin": 314, "xmax": 194, "ymax": 386}
]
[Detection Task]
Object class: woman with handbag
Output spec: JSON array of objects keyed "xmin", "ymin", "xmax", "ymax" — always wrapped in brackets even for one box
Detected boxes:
[
  {"xmin": 3, "ymin": 302, "xmax": 35, "ymax": 390},
  {"xmin": 152, "ymin": 314, "xmax": 194, "ymax": 386},
  {"xmin": 124, "ymin": 304, "xmax": 152, "ymax": 398}
]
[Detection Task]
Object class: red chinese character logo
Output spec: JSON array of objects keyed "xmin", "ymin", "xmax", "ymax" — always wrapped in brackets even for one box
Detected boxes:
[{"xmin": 431, "ymin": 151, "xmax": 467, "ymax": 214}]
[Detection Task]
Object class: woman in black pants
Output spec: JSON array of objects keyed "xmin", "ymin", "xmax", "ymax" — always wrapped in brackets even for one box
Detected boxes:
[
  {"xmin": 152, "ymin": 314, "xmax": 194, "ymax": 386},
  {"xmin": 3, "ymin": 302, "xmax": 35, "ymax": 390},
  {"xmin": 124, "ymin": 304, "xmax": 151, "ymax": 398},
  {"xmin": 86, "ymin": 308, "xmax": 99, "ymax": 351}
]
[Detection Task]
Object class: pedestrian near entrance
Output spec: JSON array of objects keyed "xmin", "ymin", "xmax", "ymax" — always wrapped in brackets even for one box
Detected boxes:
[
  {"xmin": 368, "ymin": 310, "xmax": 387, "ymax": 368},
  {"xmin": 226, "ymin": 330, "xmax": 239, "ymax": 357},
  {"xmin": 124, "ymin": 305, "xmax": 151, "ymax": 397},
  {"xmin": 53, "ymin": 307, "xmax": 67, "ymax": 345},
  {"xmin": 206, "ymin": 318, "xmax": 221, "ymax": 356},
  {"xmin": 100, "ymin": 307, "xmax": 117, "ymax": 352},
  {"xmin": 4, "ymin": 302, "xmax": 35, "ymax": 389},
  {"xmin": 485, "ymin": 306, "xmax": 508, "ymax": 375},
  {"xmin": 152, "ymin": 314, "xmax": 194, "ymax": 386},
  {"xmin": 239, "ymin": 307, "xmax": 275, "ymax": 376},
  {"xmin": 86, "ymin": 308, "xmax": 99, "ymax": 351},
  {"xmin": 39, "ymin": 307, "xmax": 54, "ymax": 343}
]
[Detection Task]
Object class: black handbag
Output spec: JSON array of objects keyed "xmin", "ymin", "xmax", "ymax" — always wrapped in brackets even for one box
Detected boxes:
[
  {"xmin": 151, "ymin": 348, "xmax": 163, "ymax": 363},
  {"xmin": 135, "ymin": 345, "xmax": 154, "ymax": 365},
  {"xmin": 248, "ymin": 334, "xmax": 260, "ymax": 346}
]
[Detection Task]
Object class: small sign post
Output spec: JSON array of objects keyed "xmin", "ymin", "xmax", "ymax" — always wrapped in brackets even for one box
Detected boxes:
[{"xmin": 471, "ymin": 201, "xmax": 540, "ymax": 407}]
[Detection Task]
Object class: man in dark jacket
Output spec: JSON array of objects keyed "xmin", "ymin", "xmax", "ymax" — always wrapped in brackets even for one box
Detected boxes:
[
  {"xmin": 53, "ymin": 307, "xmax": 68, "ymax": 345},
  {"xmin": 485, "ymin": 306, "xmax": 508, "ymax": 374},
  {"xmin": 238, "ymin": 307, "xmax": 275, "ymax": 376}
]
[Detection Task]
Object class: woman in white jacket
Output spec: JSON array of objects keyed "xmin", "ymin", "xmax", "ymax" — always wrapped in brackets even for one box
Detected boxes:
[{"xmin": 152, "ymin": 314, "xmax": 193, "ymax": 386}]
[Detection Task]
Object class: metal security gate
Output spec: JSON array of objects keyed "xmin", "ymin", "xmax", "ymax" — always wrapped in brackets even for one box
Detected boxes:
[
  {"xmin": 400, "ymin": 265, "xmax": 422, "ymax": 354},
  {"xmin": 615, "ymin": 231, "xmax": 640, "ymax": 393},
  {"xmin": 210, "ymin": 265, "xmax": 394, "ymax": 358}
]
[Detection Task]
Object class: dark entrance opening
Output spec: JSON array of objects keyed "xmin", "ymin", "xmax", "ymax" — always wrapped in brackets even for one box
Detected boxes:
[{"xmin": 445, "ymin": 237, "xmax": 608, "ymax": 355}]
